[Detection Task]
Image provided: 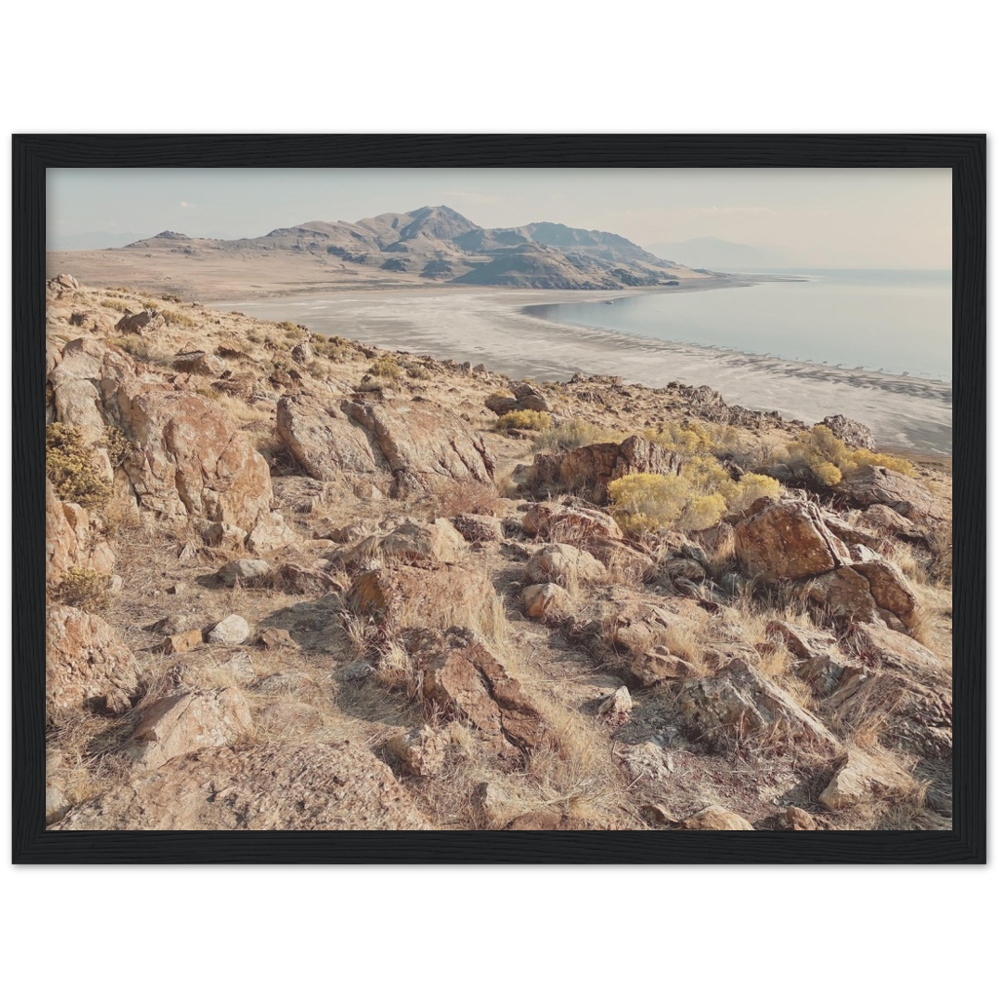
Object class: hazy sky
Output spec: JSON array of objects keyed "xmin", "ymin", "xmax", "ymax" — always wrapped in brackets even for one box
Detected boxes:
[{"xmin": 48, "ymin": 167, "xmax": 952, "ymax": 268}]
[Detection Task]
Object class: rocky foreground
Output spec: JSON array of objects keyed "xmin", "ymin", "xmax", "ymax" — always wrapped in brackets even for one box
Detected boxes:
[{"xmin": 44, "ymin": 274, "xmax": 953, "ymax": 832}]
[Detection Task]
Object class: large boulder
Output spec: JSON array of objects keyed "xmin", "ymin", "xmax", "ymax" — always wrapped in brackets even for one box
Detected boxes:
[
  {"xmin": 529, "ymin": 435, "xmax": 681, "ymax": 503},
  {"xmin": 124, "ymin": 688, "xmax": 252, "ymax": 769},
  {"xmin": 347, "ymin": 565, "xmax": 497, "ymax": 632},
  {"xmin": 47, "ymin": 337, "xmax": 135, "ymax": 446},
  {"xmin": 833, "ymin": 466, "xmax": 945, "ymax": 523},
  {"xmin": 117, "ymin": 386, "xmax": 272, "ymax": 532},
  {"xmin": 734, "ymin": 499, "xmax": 850, "ymax": 582},
  {"xmin": 46, "ymin": 478, "xmax": 115, "ymax": 587},
  {"xmin": 522, "ymin": 582, "xmax": 572, "ymax": 620},
  {"xmin": 340, "ymin": 519, "xmax": 465, "ymax": 569},
  {"xmin": 52, "ymin": 741, "xmax": 430, "ymax": 831},
  {"xmin": 677, "ymin": 660, "xmax": 840, "ymax": 750},
  {"xmin": 524, "ymin": 543, "xmax": 606, "ymax": 588},
  {"xmin": 523, "ymin": 500, "xmax": 624, "ymax": 543},
  {"xmin": 46, "ymin": 604, "xmax": 141, "ymax": 718},
  {"xmin": 819, "ymin": 749, "xmax": 913, "ymax": 811},
  {"xmin": 799, "ymin": 553, "xmax": 920, "ymax": 631},
  {"xmin": 277, "ymin": 392, "xmax": 495, "ymax": 496}
]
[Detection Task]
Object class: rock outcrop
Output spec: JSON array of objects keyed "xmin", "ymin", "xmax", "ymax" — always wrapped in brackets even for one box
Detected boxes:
[
  {"xmin": 833, "ymin": 466, "xmax": 945, "ymax": 523},
  {"xmin": 818, "ymin": 415, "xmax": 876, "ymax": 451},
  {"xmin": 735, "ymin": 498, "xmax": 849, "ymax": 582},
  {"xmin": 529, "ymin": 435, "xmax": 681, "ymax": 503},
  {"xmin": 277, "ymin": 392, "xmax": 495, "ymax": 495},
  {"xmin": 117, "ymin": 386, "xmax": 272, "ymax": 532},
  {"xmin": 524, "ymin": 543, "xmax": 607, "ymax": 588},
  {"xmin": 678, "ymin": 660, "xmax": 840, "ymax": 750},
  {"xmin": 347, "ymin": 565, "xmax": 496, "ymax": 630},
  {"xmin": 46, "ymin": 604, "xmax": 141, "ymax": 718},
  {"xmin": 124, "ymin": 688, "xmax": 252, "ymax": 769},
  {"xmin": 407, "ymin": 629, "xmax": 550, "ymax": 759},
  {"xmin": 46, "ymin": 478, "xmax": 115, "ymax": 587}
]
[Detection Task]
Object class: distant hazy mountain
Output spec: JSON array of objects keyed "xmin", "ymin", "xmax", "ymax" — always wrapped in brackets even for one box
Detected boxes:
[
  {"xmin": 116, "ymin": 206, "xmax": 716, "ymax": 290},
  {"xmin": 49, "ymin": 231, "xmax": 148, "ymax": 250},
  {"xmin": 645, "ymin": 236, "xmax": 791, "ymax": 271}
]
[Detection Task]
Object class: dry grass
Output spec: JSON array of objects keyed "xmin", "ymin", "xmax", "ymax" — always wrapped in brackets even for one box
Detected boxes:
[
  {"xmin": 409, "ymin": 691, "xmax": 633, "ymax": 830},
  {"xmin": 424, "ymin": 478, "xmax": 500, "ymax": 519}
]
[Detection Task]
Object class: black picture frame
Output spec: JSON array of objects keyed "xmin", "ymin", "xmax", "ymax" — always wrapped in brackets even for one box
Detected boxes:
[{"xmin": 13, "ymin": 134, "xmax": 986, "ymax": 864}]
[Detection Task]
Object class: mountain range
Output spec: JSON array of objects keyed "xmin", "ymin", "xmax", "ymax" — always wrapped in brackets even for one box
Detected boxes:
[{"xmin": 118, "ymin": 205, "xmax": 718, "ymax": 291}]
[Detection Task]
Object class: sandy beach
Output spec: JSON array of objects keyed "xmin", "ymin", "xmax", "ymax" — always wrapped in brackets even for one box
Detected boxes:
[{"xmin": 208, "ymin": 286, "xmax": 953, "ymax": 457}]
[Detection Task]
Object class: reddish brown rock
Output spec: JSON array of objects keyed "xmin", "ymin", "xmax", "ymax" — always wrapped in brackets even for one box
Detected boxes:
[
  {"xmin": 341, "ymin": 519, "xmax": 465, "ymax": 568},
  {"xmin": 125, "ymin": 687, "xmax": 252, "ymax": 769},
  {"xmin": 678, "ymin": 660, "xmax": 840, "ymax": 750},
  {"xmin": 833, "ymin": 466, "xmax": 945, "ymax": 523},
  {"xmin": 117, "ymin": 386, "xmax": 272, "ymax": 532},
  {"xmin": 522, "ymin": 501, "xmax": 623, "ymax": 543},
  {"xmin": 856, "ymin": 504, "xmax": 929, "ymax": 544},
  {"xmin": 529, "ymin": 435, "xmax": 681, "ymax": 503},
  {"xmin": 162, "ymin": 629, "xmax": 204, "ymax": 655},
  {"xmin": 680, "ymin": 806, "xmax": 754, "ymax": 831},
  {"xmin": 451, "ymin": 513, "xmax": 505, "ymax": 543},
  {"xmin": 411, "ymin": 631, "xmax": 550, "ymax": 758},
  {"xmin": 734, "ymin": 499, "xmax": 850, "ymax": 582},
  {"xmin": 524, "ymin": 543, "xmax": 606, "ymax": 588},
  {"xmin": 386, "ymin": 725, "xmax": 452, "ymax": 778},
  {"xmin": 852, "ymin": 622, "xmax": 943, "ymax": 675},
  {"xmin": 819, "ymin": 749, "xmax": 913, "ymax": 811},
  {"xmin": 347, "ymin": 565, "xmax": 496, "ymax": 630},
  {"xmin": 766, "ymin": 619, "xmax": 863, "ymax": 695},
  {"xmin": 277, "ymin": 392, "xmax": 495, "ymax": 496},
  {"xmin": 46, "ymin": 604, "xmax": 141, "ymax": 718}
]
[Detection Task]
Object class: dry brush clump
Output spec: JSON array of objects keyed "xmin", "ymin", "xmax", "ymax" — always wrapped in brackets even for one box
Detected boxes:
[
  {"xmin": 779, "ymin": 424, "xmax": 914, "ymax": 486},
  {"xmin": 532, "ymin": 418, "xmax": 621, "ymax": 453},
  {"xmin": 46, "ymin": 423, "xmax": 110, "ymax": 509},
  {"xmin": 493, "ymin": 410, "xmax": 552, "ymax": 434}
]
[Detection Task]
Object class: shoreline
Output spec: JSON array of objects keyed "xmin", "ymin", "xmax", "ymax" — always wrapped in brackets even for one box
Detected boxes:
[{"xmin": 207, "ymin": 284, "xmax": 953, "ymax": 457}]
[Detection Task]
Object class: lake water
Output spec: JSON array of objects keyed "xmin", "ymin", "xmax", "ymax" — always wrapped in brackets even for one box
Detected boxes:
[{"xmin": 525, "ymin": 270, "xmax": 952, "ymax": 381}]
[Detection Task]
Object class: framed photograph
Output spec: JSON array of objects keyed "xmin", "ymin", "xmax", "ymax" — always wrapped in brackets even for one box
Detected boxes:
[{"xmin": 14, "ymin": 135, "xmax": 984, "ymax": 863}]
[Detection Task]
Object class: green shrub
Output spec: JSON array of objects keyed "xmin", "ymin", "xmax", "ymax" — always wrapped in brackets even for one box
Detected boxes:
[
  {"xmin": 533, "ymin": 418, "xmax": 621, "ymax": 453},
  {"xmin": 56, "ymin": 568, "xmax": 112, "ymax": 612},
  {"xmin": 493, "ymin": 410, "xmax": 552, "ymax": 433},
  {"xmin": 46, "ymin": 424, "xmax": 111, "ymax": 509}
]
